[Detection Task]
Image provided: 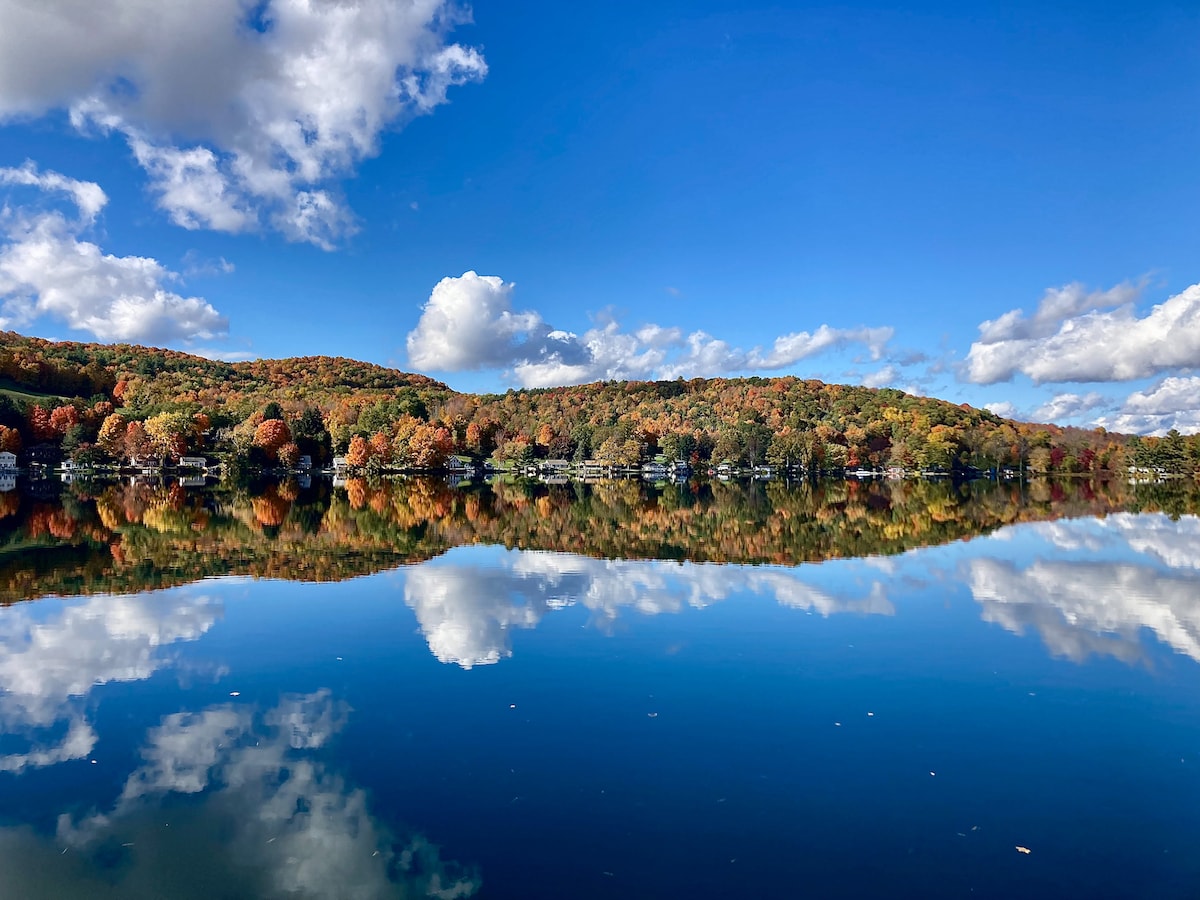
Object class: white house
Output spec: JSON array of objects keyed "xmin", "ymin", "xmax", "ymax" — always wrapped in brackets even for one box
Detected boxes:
[
  {"xmin": 0, "ymin": 451, "xmax": 16, "ymax": 470},
  {"xmin": 332, "ymin": 456, "xmax": 349, "ymax": 473},
  {"xmin": 178, "ymin": 456, "xmax": 207, "ymax": 469}
]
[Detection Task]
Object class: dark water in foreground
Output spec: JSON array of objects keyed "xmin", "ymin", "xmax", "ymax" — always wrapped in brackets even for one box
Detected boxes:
[{"xmin": 0, "ymin": 478, "xmax": 1198, "ymax": 898}]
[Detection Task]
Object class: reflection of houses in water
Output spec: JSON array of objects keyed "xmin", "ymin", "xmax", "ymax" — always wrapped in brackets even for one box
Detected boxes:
[
  {"xmin": 641, "ymin": 461, "xmax": 669, "ymax": 480},
  {"xmin": 297, "ymin": 474, "xmax": 312, "ymax": 489},
  {"xmin": 178, "ymin": 474, "xmax": 207, "ymax": 488},
  {"xmin": 0, "ymin": 473, "xmax": 15, "ymax": 492},
  {"xmin": 332, "ymin": 475, "xmax": 347, "ymax": 488}
]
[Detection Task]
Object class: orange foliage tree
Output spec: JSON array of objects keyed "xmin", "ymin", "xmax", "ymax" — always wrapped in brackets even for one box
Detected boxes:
[
  {"xmin": 346, "ymin": 434, "xmax": 371, "ymax": 467},
  {"xmin": 253, "ymin": 419, "xmax": 292, "ymax": 462},
  {"xmin": 0, "ymin": 424, "xmax": 22, "ymax": 453},
  {"xmin": 97, "ymin": 413, "xmax": 128, "ymax": 458},
  {"xmin": 27, "ymin": 405, "xmax": 54, "ymax": 441},
  {"xmin": 49, "ymin": 405, "xmax": 80, "ymax": 436}
]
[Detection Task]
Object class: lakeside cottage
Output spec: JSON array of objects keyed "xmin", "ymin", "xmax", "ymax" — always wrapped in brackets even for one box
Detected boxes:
[
  {"xmin": 178, "ymin": 456, "xmax": 207, "ymax": 469},
  {"xmin": 447, "ymin": 455, "xmax": 476, "ymax": 474},
  {"xmin": 0, "ymin": 451, "xmax": 15, "ymax": 470}
]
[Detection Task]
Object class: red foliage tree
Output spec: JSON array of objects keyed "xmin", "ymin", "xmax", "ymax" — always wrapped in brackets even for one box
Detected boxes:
[
  {"xmin": 27, "ymin": 405, "xmax": 54, "ymax": 441},
  {"xmin": 253, "ymin": 419, "xmax": 292, "ymax": 462},
  {"xmin": 125, "ymin": 421, "xmax": 152, "ymax": 463}
]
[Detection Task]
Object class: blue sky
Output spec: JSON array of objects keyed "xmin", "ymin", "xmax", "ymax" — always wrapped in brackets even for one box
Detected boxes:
[{"xmin": 0, "ymin": 1, "xmax": 1198, "ymax": 433}]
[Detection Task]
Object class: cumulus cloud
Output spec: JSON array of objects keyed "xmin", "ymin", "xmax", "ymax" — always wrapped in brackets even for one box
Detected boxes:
[
  {"xmin": 406, "ymin": 272, "xmax": 894, "ymax": 387},
  {"xmin": 965, "ymin": 281, "xmax": 1200, "ymax": 384},
  {"xmin": 405, "ymin": 549, "xmax": 892, "ymax": 668},
  {"xmin": 1094, "ymin": 376, "xmax": 1200, "ymax": 435},
  {"xmin": 406, "ymin": 272, "xmax": 550, "ymax": 372},
  {"xmin": 984, "ymin": 401, "xmax": 1021, "ymax": 419},
  {"xmin": 0, "ymin": 163, "xmax": 229, "ymax": 343},
  {"xmin": 0, "ymin": 0, "xmax": 486, "ymax": 248},
  {"xmin": 1031, "ymin": 391, "xmax": 1107, "ymax": 423}
]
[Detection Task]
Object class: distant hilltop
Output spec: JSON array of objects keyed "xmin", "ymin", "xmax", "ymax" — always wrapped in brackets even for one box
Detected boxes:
[{"xmin": 0, "ymin": 330, "xmax": 1194, "ymax": 479}]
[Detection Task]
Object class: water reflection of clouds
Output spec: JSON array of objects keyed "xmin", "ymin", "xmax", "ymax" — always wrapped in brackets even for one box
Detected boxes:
[
  {"xmin": 406, "ymin": 513, "xmax": 1200, "ymax": 670},
  {"xmin": 405, "ymin": 552, "xmax": 893, "ymax": 668},
  {"xmin": 964, "ymin": 514, "xmax": 1200, "ymax": 665},
  {"xmin": 1, "ymin": 691, "xmax": 480, "ymax": 900},
  {"xmin": 0, "ymin": 590, "xmax": 222, "ymax": 773}
]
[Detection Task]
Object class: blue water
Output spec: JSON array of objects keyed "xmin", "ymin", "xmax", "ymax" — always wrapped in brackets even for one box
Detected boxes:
[{"xmin": 1, "ymin": 512, "xmax": 1199, "ymax": 898}]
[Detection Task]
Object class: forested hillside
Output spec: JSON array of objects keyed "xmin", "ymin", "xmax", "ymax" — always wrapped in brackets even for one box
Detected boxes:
[{"xmin": 1, "ymin": 330, "xmax": 1196, "ymax": 477}]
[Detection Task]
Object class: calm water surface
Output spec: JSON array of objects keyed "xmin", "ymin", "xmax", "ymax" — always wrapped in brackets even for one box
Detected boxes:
[{"xmin": 0, "ymin": 478, "xmax": 1198, "ymax": 898}]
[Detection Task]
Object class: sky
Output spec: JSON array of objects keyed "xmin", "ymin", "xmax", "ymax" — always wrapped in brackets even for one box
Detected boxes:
[{"xmin": 0, "ymin": 1, "xmax": 1198, "ymax": 435}]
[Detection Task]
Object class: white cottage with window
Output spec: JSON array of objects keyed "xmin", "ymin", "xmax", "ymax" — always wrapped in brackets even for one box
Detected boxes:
[{"xmin": 0, "ymin": 451, "xmax": 16, "ymax": 470}]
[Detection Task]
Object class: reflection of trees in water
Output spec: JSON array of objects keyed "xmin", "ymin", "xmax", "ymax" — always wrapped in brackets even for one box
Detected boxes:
[{"xmin": 1, "ymin": 476, "xmax": 1197, "ymax": 602}]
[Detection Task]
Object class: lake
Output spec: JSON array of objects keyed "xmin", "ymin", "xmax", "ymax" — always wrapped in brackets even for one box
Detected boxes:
[{"xmin": 1, "ymin": 476, "xmax": 1198, "ymax": 898}]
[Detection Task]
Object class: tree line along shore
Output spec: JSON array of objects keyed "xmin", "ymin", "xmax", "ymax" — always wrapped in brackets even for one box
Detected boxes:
[{"xmin": 1, "ymin": 331, "xmax": 1197, "ymax": 482}]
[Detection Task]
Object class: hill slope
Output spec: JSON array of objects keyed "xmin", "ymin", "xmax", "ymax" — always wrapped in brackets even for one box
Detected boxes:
[{"xmin": 0, "ymin": 330, "xmax": 1188, "ymax": 476}]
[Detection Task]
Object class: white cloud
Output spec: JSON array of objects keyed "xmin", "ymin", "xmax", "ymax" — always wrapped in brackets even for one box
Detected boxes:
[
  {"xmin": 1031, "ymin": 391, "xmax": 1107, "ymax": 423},
  {"xmin": 755, "ymin": 325, "xmax": 893, "ymax": 368},
  {"xmin": 984, "ymin": 401, "xmax": 1020, "ymax": 419},
  {"xmin": 0, "ymin": 160, "xmax": 107, "ymax": 221},
  {"xmin": 406, "ymin": 272, "xmax": 550, "ymax": 372},
  {"xmin": 861, "ymin": 364, "xmax": 899, "ymax": 389},
  {"xmin": 406, "ymin": 271, "xmax": 895, "ymax": 387},
  {"xmin": 129, "ymin": 138, "xmax": 255, "ymax": 233},
  {"xmin": 976, "ymin": 282, "xmax": 1140, "ymax": 344},
  {"xmin": 965, "ymin": 281, "xmax": 1200, "ymax": 384},
  {"xmin": 0, "ymin": 0, "xmax": 486, "ymax": 248},
  {"xmin": 0, "ymin": 163, "xmax": 229, "ymax": 343},
  {"xmin": 1093, "ymin": 377, "xmax": 1200, "ymax": 435}
]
